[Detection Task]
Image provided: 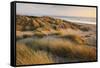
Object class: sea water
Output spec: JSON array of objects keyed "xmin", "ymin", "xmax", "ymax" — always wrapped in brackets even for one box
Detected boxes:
[{"xmin": 53, "ymin": 16, "xmax": 96, "ymax": 24}]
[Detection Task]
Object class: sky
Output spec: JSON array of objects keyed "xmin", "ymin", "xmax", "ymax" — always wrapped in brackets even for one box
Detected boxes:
[{"xmin": 16, "ymin": 3, "xmax": 96, "ymax": 18}]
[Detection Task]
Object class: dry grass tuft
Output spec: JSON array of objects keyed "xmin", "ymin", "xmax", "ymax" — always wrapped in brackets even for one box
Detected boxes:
[
  {"xmin": 60, "ymin": 34, "xmax": 85, "ymax": 44},
  {"xmin": 16, "ymin": 43, "xmax": 54, "ymax": 65},
  {"xmin": 26, "ymin": 37, "xmax": 96, "ymax": 61}
]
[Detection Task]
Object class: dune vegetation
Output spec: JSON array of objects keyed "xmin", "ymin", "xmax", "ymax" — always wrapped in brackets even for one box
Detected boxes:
[
  {"xmin": 16, "ymin": 43, "xmax": 54, "ymax": 65},
  {"xmin": 16, "ymin": 15, "xmax": 96, "ymax": 65}
]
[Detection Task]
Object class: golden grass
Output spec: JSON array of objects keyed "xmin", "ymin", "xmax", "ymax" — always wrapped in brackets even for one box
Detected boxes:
[
  {"xmin": 29, "ymin": 37, "xmax": 96, "ymax": 61},
  {"xmin": 16, "ymin": 34, "xmax": 96, "ymax": 65},
  {"xmin": 16, "ymin": 15, "xmax": 96, "ymax": 65},
  {"xmin": 16, "ymin": 43, "xmax": 54, "ymax": 65},
  {"xmin": 60, "ymin": 34, "xmax": 85, "ymax": 44},
  {"xmin": 34, "ymin": 31, "xmax": 47, "ymax": 38}
]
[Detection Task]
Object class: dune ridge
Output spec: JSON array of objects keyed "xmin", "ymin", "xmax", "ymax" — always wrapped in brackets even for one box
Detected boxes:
[{"xmin": 16, "ymin": 15, "xmax": 96, "ymax": 65}]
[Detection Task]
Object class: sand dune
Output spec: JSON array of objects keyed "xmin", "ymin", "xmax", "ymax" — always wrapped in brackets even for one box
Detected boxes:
[{"xmin": 16, "ymin": 15, "xmax": 96, "ymax": 65}]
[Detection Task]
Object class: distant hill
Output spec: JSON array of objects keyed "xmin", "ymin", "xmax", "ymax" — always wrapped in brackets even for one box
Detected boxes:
[
  {"xmin": 16, "ymin": 15, "xmax": 96, "ymax": 46},
  {"xmin": 16, "ymin": 15, "xmax": 96, "ymax": 32}
]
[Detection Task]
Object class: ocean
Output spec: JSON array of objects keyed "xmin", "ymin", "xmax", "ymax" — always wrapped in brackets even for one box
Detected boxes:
[{"xmin": 53, "ymin": 16, "xmax": 96, "ymax": 24}]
